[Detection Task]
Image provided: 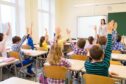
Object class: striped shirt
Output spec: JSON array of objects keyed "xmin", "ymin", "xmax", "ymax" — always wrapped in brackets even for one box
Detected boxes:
[
  {"xmin": 85, "ymin": 34, "xmax": 112, "ymax": 77},
  {"xmin": 71, "ymin": 43, "xmax": 87, "ymax": 55},
  {"xmin": 112, "ymin": 30, "xmax": 117, "ymax": 44}
]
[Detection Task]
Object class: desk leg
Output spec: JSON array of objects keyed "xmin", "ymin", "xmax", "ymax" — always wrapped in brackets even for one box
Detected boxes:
[
  {"xmin": 0, "ymin": 67, "xmax": 2, "ymax": 81},
  {"xmin": 122, "ymin": 80, "xmax": 126, "ymax": 84},
  {"xmin": 35, "ymin": 57, "xmax": 38, "ymax": 82}
]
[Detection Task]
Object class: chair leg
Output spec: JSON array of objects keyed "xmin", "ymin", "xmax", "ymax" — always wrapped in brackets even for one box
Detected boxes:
[
  {"xmin": 121, "ymin": 80, "xmax": 126, "ymax": 84},
  {"xmin": 0, "ymin": 68, "xmax": 2, "ymax": 81}
]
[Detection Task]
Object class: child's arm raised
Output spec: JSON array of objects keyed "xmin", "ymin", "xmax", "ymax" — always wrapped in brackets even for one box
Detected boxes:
[
  {"xmin": 103, "ymin": 20, "xmax": 114, "ymax": 66},
  {"xmin": 5, "ymin": 23, "xmax": 11, "ymax": 36}
]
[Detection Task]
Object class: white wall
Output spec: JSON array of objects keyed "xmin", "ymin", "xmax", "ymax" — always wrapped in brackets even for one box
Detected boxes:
[
  {"xmin": 25, "ymin": 0, "xmax": 126, "ymax": 41},
  {"xmin": 25, "ymin": 0, "xmax": 38, "ymax": 43},
  {"xmin": 55, "ymin": 0, "xmax": 126, "ymax": 38}
]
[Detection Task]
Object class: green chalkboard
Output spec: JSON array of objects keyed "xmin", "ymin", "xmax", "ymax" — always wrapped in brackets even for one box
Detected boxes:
[{"xmin": 108, "ymin": 12, "xmax": 126, "ymax": 35}]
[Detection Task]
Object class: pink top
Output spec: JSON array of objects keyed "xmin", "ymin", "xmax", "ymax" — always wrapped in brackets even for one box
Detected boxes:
[{"xmin": 0, "ymin": 35, "xmax": 7, "ymax": 53}]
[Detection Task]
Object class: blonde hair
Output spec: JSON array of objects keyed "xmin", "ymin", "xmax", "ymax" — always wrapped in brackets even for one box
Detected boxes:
[{"xmin": 47, "ymin": 42, "xmax": 63, "ymax": 65}]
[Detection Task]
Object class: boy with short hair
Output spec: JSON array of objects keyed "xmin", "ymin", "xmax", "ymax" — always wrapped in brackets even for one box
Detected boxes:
[
  {"xmin": 85, "ymin": 20, "xmax": 114, "ymax": 77},
  {"xmin": 71, "ymin": 38, "xmax": 87, "ymax": 55},
  {"xmin": 11, "ymin": 35, "xmax": 34, "ymax": 76}
]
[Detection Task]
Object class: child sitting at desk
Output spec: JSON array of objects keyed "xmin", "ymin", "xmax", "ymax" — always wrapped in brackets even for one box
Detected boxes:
[
  {"xmin": 97, "ymin": 36, "xmax": 107, "ymax": 52},
  {"xmin": 11, "ymin": 35, "xmax": 34, "ymax": 76},
  {"xmin": 112, "ymin": 35, "xmax": 126, "ymax": 51},
  {"xmin": 85, "ymin": 36, "xmax": 94, "ymax": 51},
  {"xmin": 0, "ymin": 23, "xmax": 11, "ymax": 57},
  {"xmin": 85, "ymin": 20, "xmax": 117, "ymax": 77},
  {"xmin": 45, "ymin": 41, "xmax": 71, "ymax": 84},
  {"xmin": 39, "ymin": 28, "xmax": 49, "ymax": 51}
]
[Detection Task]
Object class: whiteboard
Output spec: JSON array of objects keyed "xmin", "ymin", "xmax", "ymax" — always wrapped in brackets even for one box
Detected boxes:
[{"xmin": 77, "ymin": 16, "xmax": 107, "ymax": 38}]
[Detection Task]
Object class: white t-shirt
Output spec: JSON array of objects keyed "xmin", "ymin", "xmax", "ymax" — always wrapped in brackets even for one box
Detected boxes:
[
  {"xmin": 98, "ymin": 25, "xmax": 107, "ymax": 36},
  {"xmin": 0, "ymin": 35, "xmax": 8, "ymax": 58}
]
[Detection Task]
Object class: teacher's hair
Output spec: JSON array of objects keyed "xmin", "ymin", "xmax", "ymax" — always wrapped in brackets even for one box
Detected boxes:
[{"xmin": 101, "ymin": 19, "xmax": 106, "ymax": 25}]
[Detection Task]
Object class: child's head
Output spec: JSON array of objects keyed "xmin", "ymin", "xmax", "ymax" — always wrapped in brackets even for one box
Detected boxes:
[
  {"xmin": 12, "ymin": 36, "xmax": 21, "ymax": 44},
  {"xmin": 88, "ymin": 36, "xmax": 94, "ymax": 45},
  {"xmin": 0, "ymin": 33, "xmax": 4, "ymax": 42},
  {"xmin": 47, "ymin": 42, "xmax": 63, "ymax": 65},
  {"xmin": 40, "ymin": 36, "xmax": 45, "ymax": 47},
  {"xmin": 97, "ymin": 36, "xmax": 107, "ymax": 46},
  {"xmin": 77, "ymin": 38, "xmax": 86, "ymax": 49},
  {"xmin": 117, "ymin": 35, "xmax": 122, "ymax": 42},
  {"xmin": 90, "ymin": 45, "xmax": 104, "ymax": 61}
]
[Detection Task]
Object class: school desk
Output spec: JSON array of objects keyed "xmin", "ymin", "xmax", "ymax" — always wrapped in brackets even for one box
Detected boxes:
[
  {"xmin": 0, "ymin": 57, "xmax": 19, "ymax": 81},
  {"xmin": 0, "ymin": 77, "xmax": 39, "ymax": 84}
]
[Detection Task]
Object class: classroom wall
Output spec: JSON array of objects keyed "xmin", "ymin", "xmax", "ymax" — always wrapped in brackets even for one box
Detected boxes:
[
  {"xmin": 55, "ymin": 0, "xmax": 126, "ymax": 38},
  {"xmin": 25, "ymin": 0, "xmax": 126, "ymax": 42},
  {"xmin": 25, "ymin": 0, "xmax": 39, "ymax": 43}
]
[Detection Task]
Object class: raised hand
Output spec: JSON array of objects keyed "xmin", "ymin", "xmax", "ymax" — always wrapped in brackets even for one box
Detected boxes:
[
  {"xmin": 107, "ymin": 20, "xmax": 115, "ymax": 34},
  {"xmin": 6, "ymin": 22, "xmax": 11, "ymax": 36},
  {"xmin": 66, "ymin": 28, "xmax": 71, "ymax": 35},
  {"xmin": 94, "ymin": 26, "xmax": 97, "ymax": 32}
]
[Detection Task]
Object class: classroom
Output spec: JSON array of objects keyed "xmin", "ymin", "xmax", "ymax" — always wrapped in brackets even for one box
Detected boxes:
[{"xmin": 0, "ymin": 0, "xmax": 126, "ymax": 84}]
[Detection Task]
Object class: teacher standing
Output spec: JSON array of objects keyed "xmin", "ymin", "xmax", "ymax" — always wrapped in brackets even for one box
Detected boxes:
[{"xmin": 98, "ymin": 19, "xmax": 107, "ymax": 36}]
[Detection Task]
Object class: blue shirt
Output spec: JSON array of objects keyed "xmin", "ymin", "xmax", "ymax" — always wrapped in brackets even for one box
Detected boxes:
[{"xmin": 27, "ymin": 37, "xmax": 34, "ymax": 50}]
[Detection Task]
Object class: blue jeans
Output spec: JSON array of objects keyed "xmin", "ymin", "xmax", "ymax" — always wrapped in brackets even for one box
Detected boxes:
[{"xmin": 16, "ymin": 58, "xmax": 33, "ymax": 74}]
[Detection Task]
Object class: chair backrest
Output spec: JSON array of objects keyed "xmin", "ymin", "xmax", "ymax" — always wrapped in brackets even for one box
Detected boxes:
[
  {"xmin": 43, "ymin": 66, "xmax": 68, "ymax": 80},
  {"xmin": 70, "ymin": 54, "xmax": 87, "ymax": 61},
  {"xmin": 8, "ymin": 51, "xmax": 20, "ymax": 59},
  {"xmin": 37, "ymin": 47, "xmax": 48, "ymax": 51},
  {"xmin": 83, "ymin": 74, "xmax": 115, "ymax": 84},
  {"xmin": 110, "ymin": 61, "xmax": 122, "ymax": 65},
  {"xmin": 22, "ymin": 45, "xmax": 31, "ymax": 49},
  {"xmin": 112, "ymin": 50, "xmax": 121, "ymax": 54}
]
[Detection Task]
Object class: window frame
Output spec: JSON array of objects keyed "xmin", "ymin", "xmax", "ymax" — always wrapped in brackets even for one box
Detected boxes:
[{"xmin": 38, "ymin": 0, "xmax": 55, "ymax": 39}]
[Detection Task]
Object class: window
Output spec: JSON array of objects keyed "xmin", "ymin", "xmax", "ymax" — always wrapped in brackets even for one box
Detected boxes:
[
  {"xmin": 38, "ymin": 0, "xmax": 55, "ymax": 40},
  {"xmin": 0, "ymin": 0, "xmax": 25, "ymax": 45}
]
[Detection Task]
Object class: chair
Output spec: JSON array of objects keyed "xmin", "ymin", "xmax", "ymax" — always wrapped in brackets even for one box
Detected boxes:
[
  {"xmin": 22, "ymin": 45, "xmax": 31, "ymax": 49},
  {"xmin": 43, "ymin": 66, "xmax": 68, "ymax": 80},
  {"xmin": 8, "ymin": 51, "xmax": 32, "ymax": 77},
  {"xmin": 70, "ymin": 54, "xmax": 87, "ymax": 61},
  {"xmin": 112, "ymin": 50, "xmax": 121, "ymax": 54},
  {"xmin": 82, "ymin": 74, "xmax": 115, "ymax": 84}
]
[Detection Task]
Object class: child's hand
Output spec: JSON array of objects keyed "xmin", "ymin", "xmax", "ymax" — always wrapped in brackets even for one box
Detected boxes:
[
  {"xmin": 109, "ymin": 72, "xmax": 118, "ymax": 77},
  {"xmin": 45, "ymin": 28, "xmax": 47, "ymax": 32},
  {"xmin": 94, "ymin": 26, "xmax": 97, "ymax": 31},
  {"xmin": 107, "ymin": 20, "xmax": 115, "ymax": 34},
  {"xmin": 8, "ymin": 23, "xmax": 11, "ymax": 29},
  {"xmin": 66, "ymin": 28, "xmax": 71, "ymax": 35},
  {"xmin": 55, "ymin": 26, "xmax": 61, "ymax": 34}
]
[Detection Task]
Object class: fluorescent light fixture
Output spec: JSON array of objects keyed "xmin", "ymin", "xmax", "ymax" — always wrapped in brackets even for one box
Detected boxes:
[{"xmin": 74, "ymin": 1, "xmax": 126, "ymax": 7}]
